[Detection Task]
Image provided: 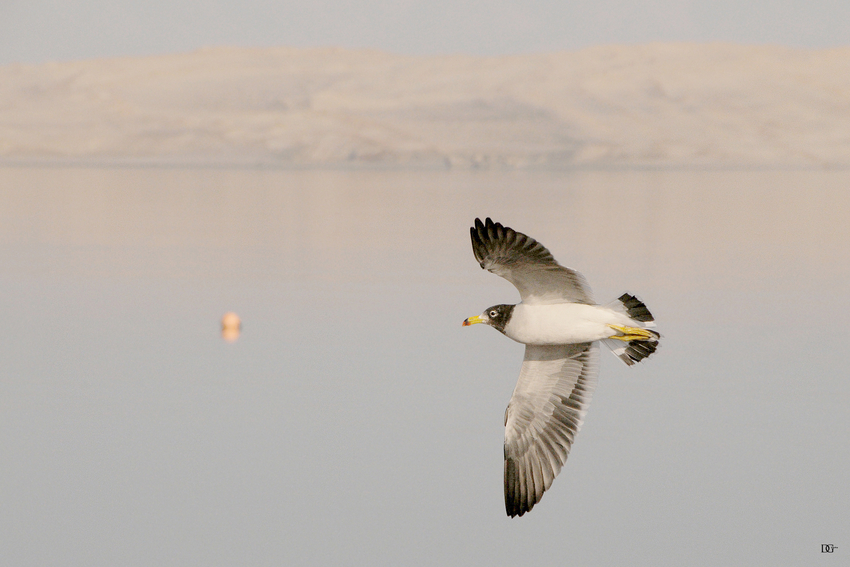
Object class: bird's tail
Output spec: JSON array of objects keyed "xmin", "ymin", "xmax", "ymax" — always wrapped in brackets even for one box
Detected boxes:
[{"xmin": 602, "ymin": 293, "xmax": 660, "ymax": 366}]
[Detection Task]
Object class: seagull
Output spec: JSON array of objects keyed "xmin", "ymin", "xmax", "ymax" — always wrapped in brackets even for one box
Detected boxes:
[{"xmin": 463, "ymin": 218, "xmax": 659, "ymax": 517}]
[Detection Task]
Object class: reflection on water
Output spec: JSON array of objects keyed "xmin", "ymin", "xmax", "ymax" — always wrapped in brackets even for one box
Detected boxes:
[{"xmin": 1, "ymin": 167, "xmax": 848, "ymax": 566}]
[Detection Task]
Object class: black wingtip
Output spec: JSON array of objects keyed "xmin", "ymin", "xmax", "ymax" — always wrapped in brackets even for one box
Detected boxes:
[
  {"xmin": 470, "ymin": 223, "xmax": 486, "ymax": 267},
  {"xmin": 504, "ymin": 456, "xmax": 537, "ymax": 518},
  {"xmin": 504, "ymin": 457, "xmax": 522, "ymax": 517},
  {"xmin": 471, "ymin": 218, "xmax": 505, "ymax": 268}
]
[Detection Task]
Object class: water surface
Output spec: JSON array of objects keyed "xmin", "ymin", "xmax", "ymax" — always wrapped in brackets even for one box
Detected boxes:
[{"xmin": 1, "ymin": 167, "xmax": 847, "ymax": 566}]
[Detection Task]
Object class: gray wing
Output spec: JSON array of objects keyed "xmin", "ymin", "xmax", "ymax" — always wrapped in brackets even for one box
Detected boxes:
[
  {"xmin": 503, "ymin": 342, "xmax": 599, "ymax": 517},
  {"xmin": 470, "ymin": 217, "xmax": 594, "ymax": 305}
]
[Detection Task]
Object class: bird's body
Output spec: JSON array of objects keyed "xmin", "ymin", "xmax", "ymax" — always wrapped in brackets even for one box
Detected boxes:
[
  {"xmin": 501, "ymin": 302, "xmax": 638, "ymax": 345},
  {"xmin": 463, "ymin": 218, "xmax": 660, "ymax": 517}
]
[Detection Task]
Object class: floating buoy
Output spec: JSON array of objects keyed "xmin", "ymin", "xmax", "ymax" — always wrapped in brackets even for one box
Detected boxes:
[{"xmin": 221, "ymin": 312, "xmax": 241, "ymax": 342}]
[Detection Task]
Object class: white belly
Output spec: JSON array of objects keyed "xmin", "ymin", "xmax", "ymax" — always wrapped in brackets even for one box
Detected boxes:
[{"xmin": 504, "ymin": 303, "xmax": 631, "ymax": 345}]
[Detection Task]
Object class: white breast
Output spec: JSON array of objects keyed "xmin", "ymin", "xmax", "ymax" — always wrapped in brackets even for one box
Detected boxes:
[{"xmin": 504, "ymin": 303, "xmax": 631, "ymax": 345}]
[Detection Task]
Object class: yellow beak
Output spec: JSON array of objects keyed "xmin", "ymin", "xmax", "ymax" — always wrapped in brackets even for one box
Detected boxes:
[{"xmin": 462, "ymin": 315, "xmax": 485, "ymax": 327}]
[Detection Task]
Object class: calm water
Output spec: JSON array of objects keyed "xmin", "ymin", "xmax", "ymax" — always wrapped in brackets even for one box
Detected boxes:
[{"xmin": 1, "ymin": 167, "xmax": 848, "ymax": 566}]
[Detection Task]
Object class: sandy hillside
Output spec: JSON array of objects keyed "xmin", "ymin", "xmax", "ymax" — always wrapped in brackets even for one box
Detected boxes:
[{"xmin": 1, "ymin": 44, "xmax": 849, "ymax": 168}]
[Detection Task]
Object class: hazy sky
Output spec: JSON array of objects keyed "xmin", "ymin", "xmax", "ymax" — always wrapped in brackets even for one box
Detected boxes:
[{"xmin": 2, "ymin": 0, "xmax": 849, "ymax": 65}]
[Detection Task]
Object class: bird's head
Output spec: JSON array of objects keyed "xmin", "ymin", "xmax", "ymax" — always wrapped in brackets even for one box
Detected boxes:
[{"xmin": 462, "ymin": 304, "xmax": 514, "ymax": 333}]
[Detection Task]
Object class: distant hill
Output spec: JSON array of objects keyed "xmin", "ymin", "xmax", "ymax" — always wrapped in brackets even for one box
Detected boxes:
[{"xmin": 1, "ymin": 44, "xmax": 849, "ymax": 168}]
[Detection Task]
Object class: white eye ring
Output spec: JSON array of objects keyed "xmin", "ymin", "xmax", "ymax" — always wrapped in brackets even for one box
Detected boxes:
[{"xmin": 489, "ymin": 310, "xmax": 498, "ymax": 317}]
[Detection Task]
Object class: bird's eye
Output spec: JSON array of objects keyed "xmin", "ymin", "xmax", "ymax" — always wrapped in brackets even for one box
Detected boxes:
[{"xmin": 489, "ymin": 310, "xmax": 498, "ymax": 317}]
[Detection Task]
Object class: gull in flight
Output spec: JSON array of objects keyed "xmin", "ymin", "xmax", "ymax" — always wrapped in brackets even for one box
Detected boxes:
[{"xmin": 463, "ymin": 218, "xmax": 660, "ymax": 517}]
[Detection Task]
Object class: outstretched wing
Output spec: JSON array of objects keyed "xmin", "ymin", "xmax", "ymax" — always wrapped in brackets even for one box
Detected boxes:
[
  {"xmin": 470, "ymin": 217, "xmax": 593, "ymax": 305},
  {"xmin": 504, "ymin": 342, "xmax": 599, "ymax": 517}
]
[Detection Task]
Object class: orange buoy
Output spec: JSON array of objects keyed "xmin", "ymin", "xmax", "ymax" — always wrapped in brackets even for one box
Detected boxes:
[{"xmin": 221, "ymin": 312, "xmax": 241, "ymax": 342}]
